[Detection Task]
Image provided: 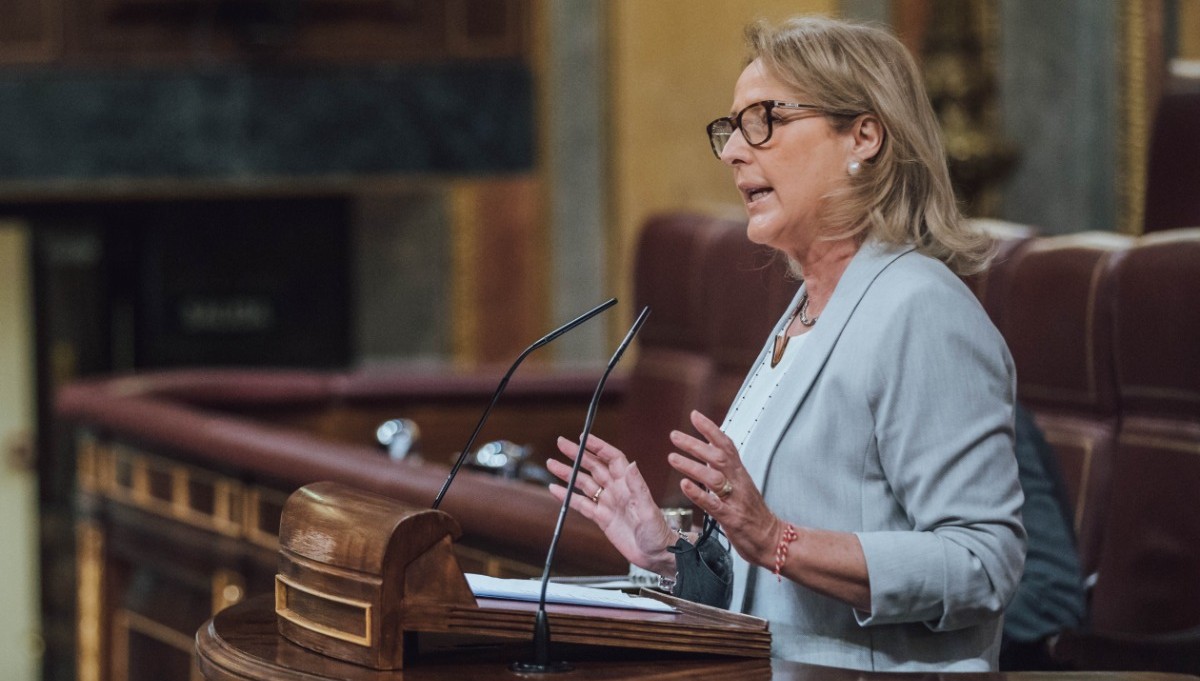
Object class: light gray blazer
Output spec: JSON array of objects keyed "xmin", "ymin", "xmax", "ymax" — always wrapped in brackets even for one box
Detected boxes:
[{"xmin": 724, "ymin": 239, "xmax": 1026, "ymax": 672}]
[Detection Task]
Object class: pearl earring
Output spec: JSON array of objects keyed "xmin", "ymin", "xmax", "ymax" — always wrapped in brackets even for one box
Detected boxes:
[{"xmin": 848, "ymin": 160, "xmax": 862, "ymax": 176}]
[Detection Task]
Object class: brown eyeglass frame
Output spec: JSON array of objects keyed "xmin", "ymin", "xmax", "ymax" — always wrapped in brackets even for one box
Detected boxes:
[{"xmin": 706, "ymin": 100, "xmax": 863, "ymax": 158}]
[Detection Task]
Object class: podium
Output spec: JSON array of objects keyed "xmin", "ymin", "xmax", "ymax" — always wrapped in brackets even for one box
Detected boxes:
[
  {"xmin": 268, "ymin": 481, "xmax": 769, "ymax": 671},
  {"xmin": 199, "ymin": 594, "xmax": 782, "ymax": 680},
  {"xmin": 196, "ymin": 482, "xmax": 1200, "ymax": 681}
]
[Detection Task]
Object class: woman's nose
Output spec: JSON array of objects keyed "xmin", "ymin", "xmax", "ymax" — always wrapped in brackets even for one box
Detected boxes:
[{"xmin": 719, "ymin": 128, "xmax": 750, "ymax": 165}]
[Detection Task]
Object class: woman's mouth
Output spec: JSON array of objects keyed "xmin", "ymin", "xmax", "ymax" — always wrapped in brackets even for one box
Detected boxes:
[{"xmin": 746, "ymin": 187, "xmax": 774, "ymax": 205}]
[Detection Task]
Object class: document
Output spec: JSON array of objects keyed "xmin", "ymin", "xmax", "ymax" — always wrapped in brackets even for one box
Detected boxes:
[{"xmin": 466, "ymin": 573, "xmax": 677, "ymax": 613}]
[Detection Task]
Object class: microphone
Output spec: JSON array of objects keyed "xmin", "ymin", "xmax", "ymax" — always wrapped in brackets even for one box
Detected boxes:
[
  {"xmin": 431, "ymin": 298, "xmax": 617, "ymax": 509},
  {"xmin": 512, "ymin": 305, "xmax": 651, "ymax": 673}
]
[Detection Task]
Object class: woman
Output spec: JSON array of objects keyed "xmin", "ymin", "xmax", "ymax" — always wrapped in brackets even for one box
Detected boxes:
[{"xmin": 546, "ymin": 16, "xmax": 1025, "ymax": 672}]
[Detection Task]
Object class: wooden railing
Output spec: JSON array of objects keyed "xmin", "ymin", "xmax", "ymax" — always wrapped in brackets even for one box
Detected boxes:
[{"xmin": 59, "ymin": 366, "xmax": 628, "ymax": 681}]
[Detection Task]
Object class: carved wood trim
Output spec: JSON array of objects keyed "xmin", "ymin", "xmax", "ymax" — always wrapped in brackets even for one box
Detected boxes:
[{"xmin": 275, "ymin": 574, "xmax": 375, "ymax": 648}]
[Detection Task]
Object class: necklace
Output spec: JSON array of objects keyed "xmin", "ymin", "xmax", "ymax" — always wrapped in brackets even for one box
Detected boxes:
[{"xmin": 770, "ymin": 293, "xmax": 817, "ymax": 368}]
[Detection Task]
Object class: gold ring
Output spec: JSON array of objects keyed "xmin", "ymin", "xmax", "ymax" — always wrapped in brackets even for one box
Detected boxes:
[
  {"xmin": 715, "ymin": 479, "xmax": 733, "ymax": 499},
  {"xmin": 590, "ymin": 486, "xmax": 605, "ymax": 503}
]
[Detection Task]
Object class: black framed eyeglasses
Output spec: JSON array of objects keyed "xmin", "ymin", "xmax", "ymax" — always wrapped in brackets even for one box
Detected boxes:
[{"xmin": 706, "ymin": 100, "xmax": 850, "ymax": 158}]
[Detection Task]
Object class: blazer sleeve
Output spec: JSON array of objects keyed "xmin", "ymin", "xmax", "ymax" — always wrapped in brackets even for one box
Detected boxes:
[{"xmin": 853, "ymin": 275, "xmax": 1027, "ymax": 632}]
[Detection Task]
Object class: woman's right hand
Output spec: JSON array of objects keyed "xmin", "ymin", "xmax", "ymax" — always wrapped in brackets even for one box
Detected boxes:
[{"xmin": 546, "ymin": 435, "xmax": 677, "ymax": 576}]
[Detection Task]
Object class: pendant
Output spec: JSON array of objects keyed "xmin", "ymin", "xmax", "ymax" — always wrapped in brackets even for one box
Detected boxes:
[{"xmin": 771, "ymin": 332, "xmax": 787, "ymax": 368}]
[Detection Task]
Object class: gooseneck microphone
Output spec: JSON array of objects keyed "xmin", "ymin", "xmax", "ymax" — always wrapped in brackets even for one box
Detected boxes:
[
  {"xmin": 431, "ymin": 298, "xmax": 617, "ymax": 510},
  {"xmin": 512, "ymin": 306, "xmax": 651, "ymax": 673}
]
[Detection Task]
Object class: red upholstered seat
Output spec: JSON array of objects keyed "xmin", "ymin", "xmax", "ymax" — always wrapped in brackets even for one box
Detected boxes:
[
  {"xmin": 960, "ymin": 218, "xmax": 1038, "ymax": 330},
  {"xmin": 619, "ymin": 212, "xmax": 797, "ymax": 504},
  {"xmin": 620, "ymin": 216, "xmax": 1200, "ymax": 663},
  {"xmin": 619, "ymin": 213, "xmax": 730, "ymax": 503},
  {"xmin": 1089, "ymin": 228, "xmax": 1200, "ymax": 634},
  {"xmin": 995, "ymin": 232, "xmax": 1134, "ymax": 581},
  {"xmin": 700, "ymin": 221, "xmax": 797, "ymax": 419}
]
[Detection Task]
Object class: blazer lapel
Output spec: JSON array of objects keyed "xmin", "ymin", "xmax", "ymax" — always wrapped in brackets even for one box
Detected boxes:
[{"xmin": 729, "ymin": 239, "xmax": 914, "ymax": 613}]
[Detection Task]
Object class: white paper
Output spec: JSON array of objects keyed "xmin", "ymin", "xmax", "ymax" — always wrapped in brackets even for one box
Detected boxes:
[{"xmin": 466, "ymin": 573, "xmax": 676, "ymax": 613}]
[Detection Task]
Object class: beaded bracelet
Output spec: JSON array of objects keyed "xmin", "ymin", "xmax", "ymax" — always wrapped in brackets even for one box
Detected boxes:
[{"xmin": 774, "ymin": 524, "xmax": 798, "ymax": 582}]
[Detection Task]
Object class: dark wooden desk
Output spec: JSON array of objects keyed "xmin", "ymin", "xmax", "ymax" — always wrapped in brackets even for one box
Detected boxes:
[{"xmin": 197, "ymin": 596, "xmax": 1199, "ymax": 681}]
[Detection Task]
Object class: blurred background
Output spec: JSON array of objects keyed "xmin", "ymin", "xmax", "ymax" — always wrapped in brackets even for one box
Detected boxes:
[{"xmin": 0, "ymin": 0, "xmax": 1197, "ymax": 679}]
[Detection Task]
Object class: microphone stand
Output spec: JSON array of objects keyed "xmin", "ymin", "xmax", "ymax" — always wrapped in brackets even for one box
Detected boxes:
[
  {"xmin": 431, "ymin": 298, "xmax": 617, "ymax": 510},
  {"xmin": 512, "ymin": 306, "xmax": 651, "ymax": 673}
]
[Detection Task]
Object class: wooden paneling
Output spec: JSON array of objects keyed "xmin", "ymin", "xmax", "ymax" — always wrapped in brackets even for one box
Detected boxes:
[
  {"xmin": 69, "ymin": 0, "xmax": 421, "ymax": 62},
  {"xmin": 4, "ymin": 0, "xmax": 529, "ymax": 65},
  {"xmin": 61, "ymin": 364, "xmax": 634, "ymax": 680},
  {"xmin": 0, "ymin": 0, "xmax": 62, "ymax": 63},
  {"xmin": 449, "ymin": 177, "xmax": 548, "ymax": 366}
]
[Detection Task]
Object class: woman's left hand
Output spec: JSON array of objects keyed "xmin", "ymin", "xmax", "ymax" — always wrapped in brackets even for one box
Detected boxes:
[{"xmin": 668, "ymin": 410, "xmax": 781, "ymax": 569}]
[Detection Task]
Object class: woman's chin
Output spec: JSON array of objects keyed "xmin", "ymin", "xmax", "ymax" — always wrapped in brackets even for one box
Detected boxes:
[{"xmin": 745, "ymin": 218, "xmax": 779, "ymax": 247}]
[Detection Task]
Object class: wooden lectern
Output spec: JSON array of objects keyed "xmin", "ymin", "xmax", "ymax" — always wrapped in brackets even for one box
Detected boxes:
[
  {"xmin": 273, "ymin": 481, "xmax": 770, "ymax": 671},
  {"xmin": 200, "ymin": 481, "xmax": 1200, "ymax": 681}
]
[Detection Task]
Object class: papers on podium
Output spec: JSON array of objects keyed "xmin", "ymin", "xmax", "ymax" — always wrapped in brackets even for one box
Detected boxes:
[{"xmin": 466, "ymin": 573, "xmax": 677, "ymax": 613}]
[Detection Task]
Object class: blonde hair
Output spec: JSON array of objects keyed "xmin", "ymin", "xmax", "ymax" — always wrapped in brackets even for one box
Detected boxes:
[{"xmin": 746, "ymin": 16, "xmax": 993, "ymax": 275}]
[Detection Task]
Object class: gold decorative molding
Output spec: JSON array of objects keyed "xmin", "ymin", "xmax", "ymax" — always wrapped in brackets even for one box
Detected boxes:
[
  {"xmin": 243, "ymin": 486, "xmax": 290, "ymax": 551},
  {"xmin": 101, "ymin": 444, "xmax": 245, "ymax": 537},
  {"xmin": 75, "ymin": 433, "xmax": 291, "ymax": 544},
  {"xmin": 275, "ymin": 574, "xmax": 374, "ymax": 648},
  {"xmin": 76, "ymin": 522, "xmax": 104, "ymax": 681},
  {"xmin": 918, "ymin": 0, "xmax": 1016, "ymax": 215},
  {"xmin": 1118, "ymin": 0, "xmax": 1151, "ymax": 235},
  {"xmin": 450, "ymin": 183, "xmax": 481, "ymax": 366},
  {"xmin": 76, "ymin": 434, "xmax": 544, "ymax": 582}
]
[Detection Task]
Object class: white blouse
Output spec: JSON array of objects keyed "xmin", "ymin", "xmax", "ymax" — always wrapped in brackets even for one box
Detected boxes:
[{"xmin": 721, "ymin": 331, "xmax": 809, "ymax": 452}]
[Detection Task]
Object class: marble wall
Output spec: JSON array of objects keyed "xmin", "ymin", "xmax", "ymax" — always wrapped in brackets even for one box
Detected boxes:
[
  {"xmin": 541, "ymin": 0, "xmax": 609, "ymax": 361},
  {"xmin": 0, "ymin": 63, "xmax": 533, "ymax": 180},
  {"xmin": 996, "ymin": 0, "xmax": 1119, "ymax": 234},
  {"xmin": 843, "ymin": 0, "xmax": 1122, "ymax": 235}
]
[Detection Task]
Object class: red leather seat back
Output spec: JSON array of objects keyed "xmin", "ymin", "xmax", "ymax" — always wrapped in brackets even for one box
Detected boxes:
[
  {"xmin": 622, "ymin": 213, "xmax": 799, "ymax": 504},
  {"xmin": 701, "ymin": 223, "xmax": 798, "ymax": 419},
  {"xmin": 997, "ymin": 233, "xmax": 1133, "ymax": 579},
  {"xmin": 960, "ymin": 218, "xmax": 1037, "ymax": 330},
  {"xmin": 1089, "ymin": 229, "xmax": 1200, "ymax": 633},
  {"xmin": 621, "ymin": 213, "xmax": 728, "ymax": 502}
]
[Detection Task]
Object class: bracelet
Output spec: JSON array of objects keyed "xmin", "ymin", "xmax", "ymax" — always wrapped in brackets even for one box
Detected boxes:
[{"xmin": 774, "ymin": 523, "xmax": 798, "ymax": 582}]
